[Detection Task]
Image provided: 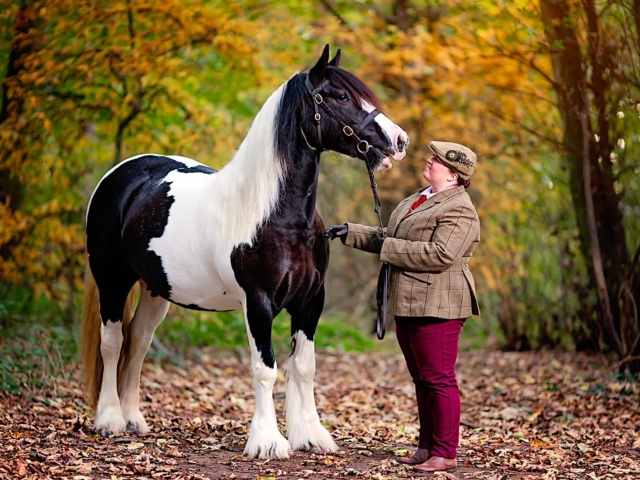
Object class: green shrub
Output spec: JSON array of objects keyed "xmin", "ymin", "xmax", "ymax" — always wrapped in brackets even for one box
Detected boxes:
[{"xmin": 155, "ymin": 307, "xmax": 376, "ymax": 358}]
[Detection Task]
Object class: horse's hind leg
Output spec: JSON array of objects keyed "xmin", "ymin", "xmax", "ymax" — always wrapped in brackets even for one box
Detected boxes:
[
  {"xmin": 93, "ymin": 271, "xmax": 138, "ymax": 437},
  {"xmin": 242, "ymin": 294, "xmax": 290, "ymax": 459},
  {"xmin": 119, "ymin": 282, "xmax": 169, "ymax": 434},
  {"xmin": 285, "ymin": 287, "xmax": 338, "ymax": 452}
]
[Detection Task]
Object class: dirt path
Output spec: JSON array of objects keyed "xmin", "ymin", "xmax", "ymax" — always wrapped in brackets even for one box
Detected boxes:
[{"xmin": 1, "ymin": 350, "xmax": 639, "ymax": 479}]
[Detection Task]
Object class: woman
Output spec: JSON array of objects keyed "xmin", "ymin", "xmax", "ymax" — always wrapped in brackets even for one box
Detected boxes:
[{"xmin": 325, "ymin": 141, "xmax": 480, "ymax": 474}]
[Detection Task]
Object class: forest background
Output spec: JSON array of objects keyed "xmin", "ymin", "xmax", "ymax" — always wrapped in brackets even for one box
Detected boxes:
[{"xmin": 1, "ymin": 0, "xmax": 640, "ymax": 392}]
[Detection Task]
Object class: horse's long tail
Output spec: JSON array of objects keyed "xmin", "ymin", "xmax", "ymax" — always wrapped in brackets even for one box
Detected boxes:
[{"xmin": 80, "ymin": 264, "xmax": 139, "ymax": 409}]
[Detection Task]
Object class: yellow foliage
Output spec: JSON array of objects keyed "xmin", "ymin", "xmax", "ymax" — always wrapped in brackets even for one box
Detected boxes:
[
  {"xmin": 1, "ymin": 0, "xmax": 634, "ymax": 340},
  {"xmin": 0, "ymin": 0, "xmax": 291, "ymax": 304}
]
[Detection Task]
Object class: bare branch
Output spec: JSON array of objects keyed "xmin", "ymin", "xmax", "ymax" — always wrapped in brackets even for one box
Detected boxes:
[
  {"xmin": 487, "ymin": 109, "xmax": 565, "ymax": 151},
  {"xmin": 485, "ymin": 83, "xmax": 556, "ymax": 106},
  {"xmin": 578, "ymin": 82, "xmax": 624, "ymax": 359}
]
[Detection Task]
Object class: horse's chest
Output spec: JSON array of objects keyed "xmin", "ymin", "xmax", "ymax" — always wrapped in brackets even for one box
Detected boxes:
[{"xmin": 230, "ymin": 220, "xmax": 329, "ymax": 307}]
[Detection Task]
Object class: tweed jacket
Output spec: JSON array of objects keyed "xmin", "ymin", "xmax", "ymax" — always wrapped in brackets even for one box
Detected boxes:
[{"xmin": 344, "ymin": 185, "xmax": 480, "ymax": 319}]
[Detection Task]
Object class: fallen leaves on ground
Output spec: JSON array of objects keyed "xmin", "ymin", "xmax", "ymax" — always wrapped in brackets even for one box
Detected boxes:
[{"xmin": 0, "ymin": 349, "xmax": 638, "ymax": 479}]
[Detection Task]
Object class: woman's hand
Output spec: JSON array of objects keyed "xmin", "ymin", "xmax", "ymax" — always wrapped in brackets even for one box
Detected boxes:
[{"xmin": 324, "ymin": 224, "xmax": 348, "ymax": 240}]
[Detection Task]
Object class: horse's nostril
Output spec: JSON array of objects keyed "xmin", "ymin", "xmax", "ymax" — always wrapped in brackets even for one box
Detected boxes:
[{"xmin": 397, "ymin": 138, "xmax": 406, "ymax": 153}]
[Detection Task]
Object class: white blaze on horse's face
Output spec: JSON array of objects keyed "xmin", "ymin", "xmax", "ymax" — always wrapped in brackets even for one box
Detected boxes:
[{"xmin": 362, "ymin": 101, "xmax": 409, "ymax": 169}]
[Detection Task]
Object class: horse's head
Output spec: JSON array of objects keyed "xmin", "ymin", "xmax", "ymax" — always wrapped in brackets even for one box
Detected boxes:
[{"xmin": 299, "ymin": 45, "xmax": 409, "ymax": 170}]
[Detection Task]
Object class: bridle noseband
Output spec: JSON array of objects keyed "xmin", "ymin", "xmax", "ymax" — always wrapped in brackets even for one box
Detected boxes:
[{"xmin": 304, "ymin": 75, "xmax": 389, "ymax": 340}]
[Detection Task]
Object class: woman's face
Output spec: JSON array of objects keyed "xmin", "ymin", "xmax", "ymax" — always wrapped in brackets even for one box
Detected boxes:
[{"xmin": 423, "ymin": 155, "xmax": 456, "ymax": 185}]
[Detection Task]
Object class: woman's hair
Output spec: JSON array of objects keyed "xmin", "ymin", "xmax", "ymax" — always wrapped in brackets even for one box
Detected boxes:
[{"xmin": 458, "ymin": 176, "xmax": 471, "ymax": 189}]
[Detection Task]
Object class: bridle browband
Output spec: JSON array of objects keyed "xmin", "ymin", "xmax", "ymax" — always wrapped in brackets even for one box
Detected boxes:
[{"xmin": 304, "ymin": 74, "xmax": 389, "ymax": 340}]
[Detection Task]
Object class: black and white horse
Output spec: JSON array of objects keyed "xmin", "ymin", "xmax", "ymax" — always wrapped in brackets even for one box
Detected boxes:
[{"xmin": 80, "ymin": 46, "xmax": 408, "ymax": 459}]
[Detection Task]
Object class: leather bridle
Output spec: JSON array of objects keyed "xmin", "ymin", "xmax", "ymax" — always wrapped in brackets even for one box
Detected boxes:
[
  {"xmin": 304, "ymin": 75, "xmax": 389, "ymax": 340},
  {"xmin": 304, "ymin": 76, "xmax": 381, "ymax": 159}
]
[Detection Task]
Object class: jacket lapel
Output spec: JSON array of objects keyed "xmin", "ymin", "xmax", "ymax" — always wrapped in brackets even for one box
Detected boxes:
[{"xmin": 388, "ymin": 190, "xmax": 422, "ymax": 237}]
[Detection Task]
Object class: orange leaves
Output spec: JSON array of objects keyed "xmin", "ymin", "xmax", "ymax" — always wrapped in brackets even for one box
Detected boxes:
[
  {"xmin": 1, "ymin": 349, "xmax": 639, "ymax": 478},
  {"xmin": 0, "ymin": 197, "xmax": 84, "ymax": 299},
  {"xmin": 0, "ymin": 0, "xmax": 294, "ymax": 305}
]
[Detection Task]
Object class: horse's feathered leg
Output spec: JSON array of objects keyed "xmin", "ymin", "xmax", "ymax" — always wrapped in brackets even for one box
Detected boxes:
[
  {"xmin": 285, "ymin": 287, "xmax": 338, "ymax": 453},
  {"xmin": 89, "ymin": 251, "xmax": 138, "ymax": 437},
  {"xmin": 95, "ymin": 320, "xmax": 126, "ymax": 436},
  {"xmin": 242, "ymin": 294, "xmax": 290, "ymax": 459},
  {"xmin": 118, "ymin": 282, "xmax": 170, "ymax": 434}
]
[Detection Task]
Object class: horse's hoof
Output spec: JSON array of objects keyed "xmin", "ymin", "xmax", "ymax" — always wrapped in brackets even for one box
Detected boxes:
[
  {"xmin": 265, "ymin": 441, "xmax": 290, "ymax": 460},
  {"xmin": 244, "ymin": 442, "xmax": 290, "ymax": 460},
  {"xmin": 94, "ymin": 405, "xmax": 127, "ymax": 437},
  {"xmin": 244, "ymin": 428, "xmax": 291, "ymax": 459},
  {"xmin": 126, "ymin": 421, "xmax": 141, "ymax": 435},
  {"xmin": 287, "ymin": 421, "xmax": 338, "ymax": 453},
  {"xmin": 124, "ymin": 411, "xmax": 150, "ymax": 435}
]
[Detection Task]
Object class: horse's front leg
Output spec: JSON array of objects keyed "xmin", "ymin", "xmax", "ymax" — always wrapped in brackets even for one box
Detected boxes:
[
  {"xmin": 242, "ymin": 294, "xmax": 290, "ymax": 459},
  {"xmin": 285, "ymin": 287, "xmax": 338, "ymax": 453}
]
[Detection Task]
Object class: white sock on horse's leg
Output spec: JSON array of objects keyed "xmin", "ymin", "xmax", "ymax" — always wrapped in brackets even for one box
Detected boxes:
[
  {"xmin": 285, "ymin": 330, "xmax": 338, "ymax": 452},
  {"xmin": 119, "ymin": 285, "xmax": 169, "ymax": 434},
  {"xmin": 95, "ymin": 321, "xmax": 127, "ymax": 436},
  {"xmin": 243, "ymin": 314, "xmax": 290, "ymax": 459}
]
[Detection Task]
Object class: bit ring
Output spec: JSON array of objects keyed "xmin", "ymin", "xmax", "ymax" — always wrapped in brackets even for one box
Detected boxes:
[{"xmin": 357, "ymin": 140, "xmax": 371, "ymax": 153}]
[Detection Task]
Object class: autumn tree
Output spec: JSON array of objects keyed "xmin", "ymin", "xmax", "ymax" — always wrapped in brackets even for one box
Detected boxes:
[
  {"xmin": 0, "ymin": 0, "xmax": 295, "ymax": 321},
  {"xmin": 313, "ymin": 0, "xmax": 640, "ymax": 369},
  {"xmin": 535, "ymin": 0, "xmax": 639, "ymax": 369},
  {"xmin": 1, "ymin": 0, "xmax": 637, "ymax": 369}
]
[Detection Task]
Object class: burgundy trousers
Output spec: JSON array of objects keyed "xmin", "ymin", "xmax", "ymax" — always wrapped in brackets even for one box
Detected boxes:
[{"xmin": 395, "ymin": 316, "xmax": 465, "ymax": 459}]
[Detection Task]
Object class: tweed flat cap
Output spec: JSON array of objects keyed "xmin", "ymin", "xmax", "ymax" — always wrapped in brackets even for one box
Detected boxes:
[{"xmin": 429, "ymin": 141, "xmax": 477, "ymax": 180}]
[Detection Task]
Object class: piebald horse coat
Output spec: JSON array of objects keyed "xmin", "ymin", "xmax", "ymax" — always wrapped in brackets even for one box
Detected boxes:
[{"xmin": 80, "ymin": 46, "xmax": 409, "ymax": 459}]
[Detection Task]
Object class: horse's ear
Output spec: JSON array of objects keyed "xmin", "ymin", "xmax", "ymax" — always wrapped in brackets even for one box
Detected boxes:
[
  {"xmin": 328, "ymin": 49, "xmax": 341, "ymax": 67},
  {"xmin": 309, "ymin": 44, "xmax": 330, "ymax": 86}
]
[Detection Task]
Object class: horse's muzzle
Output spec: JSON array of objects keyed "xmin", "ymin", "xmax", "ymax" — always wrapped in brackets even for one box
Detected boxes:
[{"xmin": 391, "ymin": 130, "xmax": 409, "ymax": 161}]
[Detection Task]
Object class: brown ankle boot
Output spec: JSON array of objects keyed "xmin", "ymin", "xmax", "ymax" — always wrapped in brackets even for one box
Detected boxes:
[
  {"xmin": 396, "ymin": 455, "xmax": 428, "ymax": 465},
  {"xmin": 412, "ymin": 456, "xmax": 457, "ymax": 473},
  {"xmin": 396, "ymin": 448, "xmax": 430, "ymax": 465}
]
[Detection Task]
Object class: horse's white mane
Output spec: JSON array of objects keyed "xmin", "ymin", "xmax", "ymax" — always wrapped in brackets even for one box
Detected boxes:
[{"xmin": 204, "ymin": 82, "xmax": 286, "ymax": 259}]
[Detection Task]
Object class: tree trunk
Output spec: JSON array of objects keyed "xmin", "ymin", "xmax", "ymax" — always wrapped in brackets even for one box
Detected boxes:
[
  {"xmin": 0, "ymin": 5, "xmax": 35, "ymax": 214},
  {"xmin": 583, "ymin": 0, "xmax": 633, "ymax": 355},
  {"xmin": 539, "ymin": 0, "xmax": 590, "ymax": 255},
  {"xmin": 540, "ymin": 0, "xmax": 594, "ymax": 299},
  {"xmin": 634, "ymin": 0, "xmax": 640, "ymax": 43},
  {"xmin": 540, "ymin": 0, "xmax": 631, "ymax": 361},
  {"xmin": 579, "ymin": 90, "xmax": 623, "ymax": 359}
]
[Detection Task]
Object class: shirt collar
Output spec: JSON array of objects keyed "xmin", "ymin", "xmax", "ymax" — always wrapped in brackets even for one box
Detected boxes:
[{"xmin": 421, "ymin": 184, "xmax": 457, "ymax": 199}]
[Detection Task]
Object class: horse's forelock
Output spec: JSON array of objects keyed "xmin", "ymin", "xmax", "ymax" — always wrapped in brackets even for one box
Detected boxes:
[{"xmin": 326, "ymin": 67, "xmax": 385, "ymax": 113}]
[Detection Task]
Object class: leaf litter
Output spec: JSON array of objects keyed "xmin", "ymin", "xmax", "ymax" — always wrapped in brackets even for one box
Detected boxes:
[{"xmin": 0, "ymin": 349, "xmax": 638, "ymax": 479}]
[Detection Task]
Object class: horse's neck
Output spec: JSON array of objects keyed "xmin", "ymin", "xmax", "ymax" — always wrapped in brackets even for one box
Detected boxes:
[
  {"xmin": 202, "ymin": 76, "xmax": 320, "ymax": 246},
  {"xmin": 276, "ymin": 144, "xmax": 321, "ymax": 228}
]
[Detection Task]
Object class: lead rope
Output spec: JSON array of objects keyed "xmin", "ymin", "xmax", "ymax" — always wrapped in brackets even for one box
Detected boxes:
[
  {"xmin": 302, "ymin": 75, "xmax": 388, "ymax": 338},
  {"xmin": 364, "ymin": 152, "xmax": 388, "ymax": 340}
]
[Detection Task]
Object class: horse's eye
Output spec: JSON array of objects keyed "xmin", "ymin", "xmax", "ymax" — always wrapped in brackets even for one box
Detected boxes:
[{"xmin": 337, "ymin": 94, "xmax": 349, "ymax": 103}]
